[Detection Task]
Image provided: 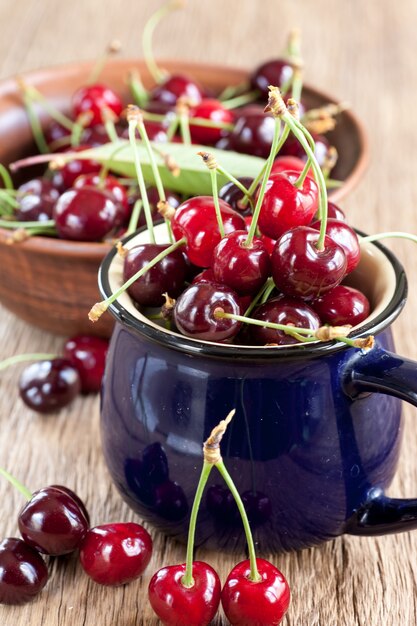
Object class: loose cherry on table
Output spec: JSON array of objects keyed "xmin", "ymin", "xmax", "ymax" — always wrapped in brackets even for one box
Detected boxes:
[
  {"xmin": 18, "ymin": 358, "xmax": 81, "ymax": 413},
  {"xmin": 0, "ymin": 538, "xmax": 48, "ymax": 605},
  {"xmin": 63, "ymin": 335, "xmax": 109, "ymax": 394},
  {"xmin": 79, "ymin": 522, "xmax": 152, "ymax": 586}
]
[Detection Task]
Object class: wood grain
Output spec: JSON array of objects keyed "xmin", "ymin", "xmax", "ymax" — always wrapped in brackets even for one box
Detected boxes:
[{"xmin": 1, "ymin": 0, "xmax": 417, "ymax": 624}]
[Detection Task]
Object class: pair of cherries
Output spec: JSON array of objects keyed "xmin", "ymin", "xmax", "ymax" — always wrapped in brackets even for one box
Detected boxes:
[
  {"xmin": 0, "ymin": 475, "xmax": 153, "ymax": 604},
  {"xmin": 17, "ymin": 334, "xmax": 108, "ymax": 413}
]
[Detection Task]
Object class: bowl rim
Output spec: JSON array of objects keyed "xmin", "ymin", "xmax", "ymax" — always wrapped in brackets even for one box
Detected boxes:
[
  {"xmin": 98, "ymin": 227, "xmax": 407, "ymax": 362},
  {"xmin": 0, "ymin": 58, "xmax": 369, "ymax": 257}
]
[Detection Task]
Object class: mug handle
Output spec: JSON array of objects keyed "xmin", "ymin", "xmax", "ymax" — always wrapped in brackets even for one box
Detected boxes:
[{"xmin": 342, "ymin": 345, "xmax": 417, "ymax": 536}]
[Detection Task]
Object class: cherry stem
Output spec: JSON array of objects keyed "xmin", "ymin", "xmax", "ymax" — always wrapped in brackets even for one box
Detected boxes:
[
  {"xmin": 287, "ymin": 30, "xmax": 303, "ymax": 101},
  {"xmin": 178, "ymin": 109, "xmax": 191, "ymax": 145},
  {"xmin": 128, "ymin": 70, "xmax": 149, "ymax": 109},
  {"xmin": 0, "ymin": 218, "xmax": 55, "ymax": 229},
  {"xmin": 22, "ymin": 95, "xmax": 49, "ymax": 154},
  {"xmin": 18, "ymin": 82, "xmax": 74, "ymax": 131},
  {"xmin": 244, "ymin": 118, "xmax": 283, "ymax": 247},
  {"xmin": 218, "ymin": 81, "xmax": 251, "ymax": 102},
  {"xmin": 0, "ymin": 191, "xmax": 19, "ymax": 210},
  {"xmin": 126, "ymin": 199, "xmax": 143, "ymax": 235},
  {"xmin": 0, "ymin": 353, "xmax": 57, "ymax": 371},
  {"xmin": 244, "ymin": 278, "xmax": 274, "ymax": 317},
  {"xmin": 0, "ymin": 165, "xmax": 14, "ymax": 191},
  {"xmin": 360, "ymin": 232, "xmax": 417, "ymax": 245},
  {"xmin": 214, "ymin": 459, "xmax": 261, "ymax": 582},
  {"xmin": 141, "ymin": 109, "xmax": 233, "ymax": 130},
  {"xmin": 128, "ymin": 118, "xmax": 156, "ymax": 243},
  {"xmin": 87, "ymin": 40, "xmax": 121, "ymax": 85},
  {"xmin": 88, "ymin": 237, "xmax": 187, "ymax": 321},
  {"xmin": 210, "ymin": 170, "xmax": 225, "ymax": 238},
  {"xmin": 294, "ymin": 156, "xmax": 312, "ymax": 189},
  {"xmin": 103, "ymin": 116, "xmax": 119, "ymax": 144},
  {"xmin": 0, "ymin": 468, "xmax": 32, "ymax": 501},
  {"xmin": 221, "ymin": 90, "xmax": 260, "ymax": 110},
  {"xmin": 142, "ymin": 1, "xmax": 184, "ymax": 84},
  {"xmin": 216, "ymin": 165, "xmax": 252, "ymax": 201},
  {"xmin": 181, "ymin": 461, "xmax": 213, "ymax": 588},
  {"xmin": 166, "ymin": 116, "xmax": 179, "ymax": 141}
]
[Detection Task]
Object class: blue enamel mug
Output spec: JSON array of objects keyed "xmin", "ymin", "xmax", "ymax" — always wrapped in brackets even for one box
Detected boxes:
[{"xmin": 99, "ymin": 226, "xmax": 417, "ymax": 552}]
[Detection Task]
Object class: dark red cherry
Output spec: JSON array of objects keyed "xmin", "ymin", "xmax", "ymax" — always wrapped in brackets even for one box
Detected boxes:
[
  {"xmin": 271, "ymin": 226, "xmax": 347, "ymax": 300},
  {"xmin": 251, "ymin": 59, "xmax": 294, "ymax": 96},
  {"xmin": 230, "ymin": 109, "xmax": 275, "ymax": 159},
  {"xmin": 174, "ymin": 282, "xmax": 242, "ymax": 342},
  {"xmin": 320, "ymin": 201, "xmax": 346, "ymax": 222},
  {"xmin": 281, "ymin": 133, "xmax": 330, "ymax": 168},
  {"xmin": 212, "ymin": 231, "xmax": 271, "ymax": 295},
  {"xmin": 53, "ymin": 187, "xmax": 121, "ymax": 241},
  {"xmin": 0, "ymin": 538, "xmax": 48, "ymax": 605},
  {"xmin": 218, "ymin": 177, "xmax": 254, "ymax": 215},
  {"xmin": 259, "ymin": 233, "xmax": 277, "ymax": 255},
  {"xmin": 50, "ymin": 145, "xmax": 101, "ymax": 192},
  {"xmin": 246, "ymin": 295, "xmax": 321, "ymax": 346},
  {"xmin": 271, "ymin": 155, "xmax": 312, "ymax": 177},
  {"xmin": 80, "ymin": 123, "xmax": 124, "ymax": 146},
  {"xmin": 48, "ymin": 485, "xmax": 90, "ymax": 525},
  {"xmin": 189, "ymin": 98, "xmax": 234, "ymax": 144},
  {"xmin": 74, "ymin": 173, "xmax": 130, "ymax": 222},
  {"xmin": 310, "ymin": 218, "xmax": 360, "ymax": 274},
  {"xmin": 221, "ymin": 558, "xmax": 291, "ymax": 626},
  {"xmin": 153, "ymin": 480, "xmax": 188, "ymax": 521},
  {"xmin": 44, "ymin": 121, "xmax": 71, "ymax": 149},
  {"xmin": 72, "ymin": 83, "xmax": 123, "ymax": 127},
  {"xmin": 63, "ymin": 335, "xmax": 109, "ymax": 393},
  {"xmin": 16, "ymin": 178, "xmax": 59, "ymax": 222},
  {"xmin": 148, "ymin": 561, "xmax": 221, "ymax": 626},
  {"xmin": 18, "ymin": 486, "xmax": 89, "ymax": 555},
  {"xmin": 123, "ymin": 243, "xmax": 188, "ymax": 307},
  {"xmin": 171, "ymin": 196, "xmax": 246, "ymax": 267},
  {"xmin": 257, "ymin": 171, "xmax": 319, "ymax": 240},
  {"xmin": 192, "ymin": 268, "xmax": 216, "ymax": 284},
  {"xmin": 79, "ymin": 522, "xmax": 152, "ymax": 586},
  {"xmin": 150, "ymin": 74, "xmax": 204, "ymax": 107},
  {"xmin": 312, "ymin": 285, "xmax": 370, "ymax": 327},
  {"xmin": 18, "ymin": 358, "xmax": 81, "ymax": 413}
]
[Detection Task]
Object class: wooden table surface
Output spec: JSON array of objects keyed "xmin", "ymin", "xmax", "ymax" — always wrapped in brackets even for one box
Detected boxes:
[{"xmin": 1, "ymin": 0, "xmax": 417, "ymax": 624}]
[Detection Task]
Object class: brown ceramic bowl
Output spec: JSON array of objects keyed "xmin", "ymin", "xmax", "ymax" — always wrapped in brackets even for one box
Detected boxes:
[{"xmin": 0, "ymin": 58, "xmax": 369, "ymax": 337}]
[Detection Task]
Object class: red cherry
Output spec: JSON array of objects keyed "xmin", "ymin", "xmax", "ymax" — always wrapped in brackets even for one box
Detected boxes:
[
  {"xmin": 171, "ymin": 196, "xmax": 246, "ymax": 267},
  {"xmin": 0, "ymin": 538, "xmax": 48, "ymax": 605},
  {"xmin": 148, "ymin": 561, "xmax": 221, "ymax": 626},
  {"xmin": 251, "ymin": 59, "xmax": 294, "ymax": 96},
  {"xmin": 246, "ymin": 295, "xmax": 321, "ymax": 345},
  {"xmin": 218, "ymin": 177, "xmax": 254, "ymax": 215},
  {"xmin": 271, "ymin": 155, "xmax": 312, "ymax": 177},
  {"xmin": 18, "ymin": 486, "xmax": 89, "ymax": 555},
  {"xmin": 191, "ymin": 268, "xmax": 216, "ymax": 284},
  {"xmin": 318, "ymin": 201, "xmax": 346, "ymax": 222},
  {"xmin": 230, "ymin": 108, "xmax": 275, "ymax": 158},
  {"xmin": 72, "ymin": 83, "xmax": 123, "ymax": 127},
  {"xmin": 310, "ymin": 218, "xmax": 361, "ymax": 274},
  {"xmin": 150, "ymin": 74, "xmax": 204, "ymax": 107},
  {"xmin": 18, "ymin": 358, "xmax": 81, "ymax": 413},
  {"xmin": 16, "ymin": 178, "xmax": 59, "ymax": 222},
  {"xmin": 79, "ymin": 522, "xmax": 152, "ymax": 586},
  {"xmin": 48, "ymin": 484, "xmax": 90, "ymax": 525},
  {"xmin": 173, "ymin": 282, "xmax": 242, "ymax": 342},
  {"xmin": 53, "ymin": 187, "xmax": 122, "ymax": 241},
  {"xmin": 63, "ymin": 335, "xmax": 109, "ymax": 394},
  {"xmin": 74, "ymin": 174, "xmax": 130, "ymax": 222},
  {"xmin": 221, "ymin": 558, "xmax": 290, "ymax": 626},
  {"xmin": 312, "ymin": 285, "xmax": 370, "ymax": 326},
  {"xmin": 281, "ymin": 133, "xmax": 330, "ymax": 167},
  {"xmin": 50, "ymin": 145, "xmax": 101, "ymax": 192},
  {"xmin": 189, "ymin": 98, "xmax": 234, "ymax": 144},
  {"xmin": 212, "ymin": 231, "xmax": 271, "ymax": 295},
  {"xmin": 257, "ymin": 171, "xmax": 319, "ymax": 240},
  {"xmin": 271, "ymin": 226, "xmax": 347, "ymax": 300}
]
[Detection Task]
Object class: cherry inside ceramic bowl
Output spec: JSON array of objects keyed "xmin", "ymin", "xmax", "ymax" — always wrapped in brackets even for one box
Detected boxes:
[{"xmin": 0, "ymin": 58, "xmax": 368, "ymax": 337}]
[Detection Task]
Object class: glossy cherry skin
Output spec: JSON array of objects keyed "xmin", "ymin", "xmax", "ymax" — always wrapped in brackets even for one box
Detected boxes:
[
  {"xmin": 49, "ymin": 485, "xmax": 90, "ymax": 525},
  {"xmin": 251, "ymin": 58, "xmax": 294, "ymax": 96},
  {"xmin": 310, "ymin": 218, "xmax": 361, "ymax": 274},
  {"xmin": 318, "ymin": 201, "xmax": 346, "ymax": 222},
  {"xmin": 246, "ymin": 295, "xmax": 321, "ymax": 346},
  {"xmin": 16, "ymin": 178, "xmax": 59, "ymax": 222},
  {"xmin": 63, "ymin": 335, "xmax": 109, "ymax": 393},
  {"xmin": 218, "ymin": 177, "xmax": 254, "ymax": 215},
  {"xmin": 271, "ymin": 155, "xmax": 312, "ymax": 177},
  {"xmin": 312, "ymin": 285, "xmax": 370, "ymax": 327},
  {"xmin": 230, "ymin": 109, "xmax": 275, "ymax": 159},
  {"xmin": 172, "ymin": 196, "xmax": 246, "ymax": 267},
  {"xmin": 74, "ymin": 174, "xmax": 129, "ymax": 222},
  {"xmin": 271, "ymin": 226, "xmax": 347, "ymax": 300},
  {"xmin": 18, "ymin": 358, "xmax": 81, "ymax": 413},
  {"xmin": 150, "ymin": 74, "xmax": 204, "ymax": 107},
  {"xmin": 191, "ymin": 268, "xmax": 216, "ymax": 284},
  {"xmin": 18, "ymin": 486, "xmax": 89, "ymax": 555},
  {"xmin": 53, "ymin": 188, "xmax": 121, "ymax": 241},
  {"xmin": 281, "ymin": 133, "xmax": 330, "ymax": 168},
  {"xmin": 123, "ymin": 243, "xmax": 188, "ymax": 307},
  {"xmin": 50, "ymin": 145, "xmax": 101, "ymax": 192},
  {"xmin": 221, "ymin": 558, "xmax": 290, "ymax": 626},
  {"xmin": 189, "ymin": 98, "xmax": 234, "ymax": 144},
  {"xmin": 72, "ymin": 83, "xmax": 123, "ymax": 127},
  {"xmin": 148, "ymin": 561, "xmax": 221, "ymax": 626},
  {"xmin": 174, "ymin": 282, "xmax": 242, "ymax": 342},
  {"xmin": 257, "ymin": 171, "xmax": 319, "ymax": 240},
  {"xmin": 0, "ymin": 538, "xmax": 48, "ymax": 605},
  {"xmin": 212, "ymin": 231, "xmax": 272, "ymax": 295},
  {"xmin": 79, "ymin": 522, "xmax": 152, "ymax": 586}
]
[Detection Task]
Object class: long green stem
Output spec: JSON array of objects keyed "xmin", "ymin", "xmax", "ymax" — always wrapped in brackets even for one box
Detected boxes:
[
  {"xmin": 221, "ymin": 90, "xmax": 260, "ymax": 110},
  {"xmin": 218, "ymin": 81, "xmax": 251, "ymax": 102},
  {"xmin": 244, "ymin": 278, "xmax": 273, "ymax": 317},
  {"xmin": 142, "ymin": 1, "xmax": 183, "ymax": 84},
  {"xmin": 0, "ymin": 468, "xmax": 32, "ymax": 500},
  {"xmin": 216, "ymin": 166, "xmax": 252, "ymax": 200},
  {"xmin": 21, "ymin": 84, "xmax": 74, "ymax": 131},
  {"xmin": 360, "ymin": 232, "xmax": 417, "ymax": 245},
  {"xmin": 128, "ymin": 120, "xmax": 155, "ymax": 243},
  {"xmin": 128, "ymin": 71, "xmax": 149, "ymax": 108},
  {"xmin": 179, "ymin": 111, "xmax": 191, "ymax": 145},
  {"xmin": 181, "ymin": 462, "xmax": 213, "ymax": 588},
  {"xmin": 0, "ymin": 164, "xmax": 14, "ymax": 191},
  {"xmin": 215, "ymin": 460, "xmax": 261, "ymax": 582},
  {"xmin": 294, "ymin": 156, "xmax": 312, "ymax": 188},
  {"xmin": 0, "ymin": 219, "xmax": 55, "ymax": 229},
  {"xmin": 210, "ymin": 169, "xmax": 225, "ymax": 238},
  {"xmin": 0, "ymin": 353, "xmax": 57, "ymax": 371},
  {"xmin": 126, "ymin": 199, "xmax": 143, "ymax": 235},
  {"xmin": 23, "ymin": 96, "xmax": 49, "ymax": 154}
]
